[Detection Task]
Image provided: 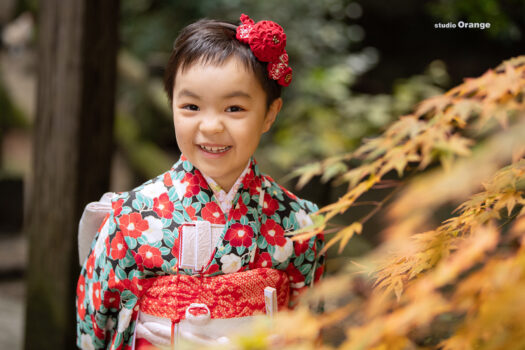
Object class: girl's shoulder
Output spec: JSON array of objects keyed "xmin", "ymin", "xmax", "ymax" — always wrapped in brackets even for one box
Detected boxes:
[
  {"xmin": 260, "ymin": 173, "xmax": 320, "ymax": 216},
  {"xmin": 109, "ymin": 167, "xmax": 178, "ymax": 219}
]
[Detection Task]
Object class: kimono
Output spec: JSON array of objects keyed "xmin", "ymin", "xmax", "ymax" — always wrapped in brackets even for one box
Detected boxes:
[{"xmin": 76, "ymin": 155, "xmax": 325, "ymax": 349}]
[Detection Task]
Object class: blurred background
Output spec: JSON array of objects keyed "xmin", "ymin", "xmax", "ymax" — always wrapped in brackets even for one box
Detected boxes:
[{"xmin": 0, "ymin": 0, "xmax": 523, "ymax": 348}]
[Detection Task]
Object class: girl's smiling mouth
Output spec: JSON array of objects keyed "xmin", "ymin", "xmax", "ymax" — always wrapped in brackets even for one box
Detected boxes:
[{"xmin": 198, "ymin": 144, "xmax": 232, "ymax": 154}]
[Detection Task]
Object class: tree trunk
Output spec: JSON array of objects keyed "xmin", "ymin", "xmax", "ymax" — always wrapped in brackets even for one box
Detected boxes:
[{"xmin": 24, "ymin": 1, "xmax": 119, "ymax": 348}]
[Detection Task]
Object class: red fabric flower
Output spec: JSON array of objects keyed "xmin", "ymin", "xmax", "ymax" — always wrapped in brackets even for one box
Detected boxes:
[
  {"xmin": 163, "ymin": 172, "xmax": 173, "ymax": 187},
  {"xmin": 92, "ymin": 281, "xmax": 102, "ymax": 310},
  {"xmin": 229, "ymin": 200, "xmax": 248, "ymax": 220},
  {"xmin": 261, "ymin": 219, "xmax": 286, "ymax": 246},
  {"xmin": 254, "ymin": 252, "xmax": 273, "ymax": 268},
  {"xmin": 268, "ymin": 61, "xmax": 287, "ymax": 80},
  {"xmin": 153, "ymin": 193, "xmax": 174, "ymax": 219},
  {"xmin": 103, "ymin": 290, "xmax": 121, "ymax": 309},
  {"xmin": 77, "ymin": 275, "xmax": 86, "ymax": 320},
  {"xmin": 119, "ymin": 212, "xmax": 149, "ymax": 238},
  {"xmin": 224, "ymin": 223, "xmax": 254, "ymax": 247},
  {"xmin": 202, "ymin": 201, "xmax": 226, "ymax": 224},
  {"xmin": 277, "ymin": 66, "xmax": 293, "ymax": 87},
  {"xmin": 235, "ymin": 14, "xmax": 292, "ymax": 87},
  {"xmin": 182, "ymin": 172, "xmax": 208, "ymax": 197},
  {"xmin": 262, "ymin": 192, "xmax": 279, "ymax": 216},
  {"xmin": 138, "ymin": 245, "xmax": 164, "ymax": 269},
  {"xmin": 110, "ymin": 233, "xmax": 127, "ymax": 260},
  {"xmin": 112, "ymin": 199, "xmax": 124, "ymax": 217},
  {"xmin": 249, "ymin": 20, "xmax": 286, "ymax": 62},
  {"xmin": 236, "ymin": 14, "xmax": 255, "ymax": 42}
]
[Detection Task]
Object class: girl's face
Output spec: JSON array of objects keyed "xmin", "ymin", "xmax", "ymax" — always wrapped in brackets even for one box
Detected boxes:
[{"xmin": 172, "ymin": 57, "xmax": 282, "ymax": 192}]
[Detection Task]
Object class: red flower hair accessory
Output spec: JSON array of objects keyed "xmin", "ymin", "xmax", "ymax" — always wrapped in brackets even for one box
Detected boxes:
[{"xmin": 236, "ymin": 14, "xmax": 292, "ymax": 87}]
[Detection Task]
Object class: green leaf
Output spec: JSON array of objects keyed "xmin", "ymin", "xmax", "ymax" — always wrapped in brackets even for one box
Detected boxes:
[
  {"xmin": 257, "ymin": 235, "xmax": 268, "ymax": 249},
  {"xmin": 124, "ymin": 236, "xmax": 137, "ymax": 250},
  {"xmin": 182, "ymin": 160, "xmax": 193, "ymax": 172},
  {"xmin": 299, "ymin": 263, "xmax": 312, "ymax": 276},
  {"xmin": 197, "ymin": 191, "xmax": 210, "ymax": 204},
  {"xmin": 294, "ymin": 253, "xmax": 305, "ymax": 267},
  {"xmin": 172, "ymin": 210, "xmax": 185, "ymax": 224},
  {"xmin": 236, "ymin": 245, "xmax": 246, "ymax": 255},
  {"xmin": 115, "ymin": 265, "xmax": 127, "ymax": 281},
  {"xmin": 131, "ymin": 199, "xmax": 142, "ymax": 211}
]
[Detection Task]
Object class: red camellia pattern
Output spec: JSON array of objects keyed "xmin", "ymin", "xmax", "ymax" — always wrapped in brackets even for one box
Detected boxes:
[
  {"xmin": 119, "ymin": 212, "xmax": 149, "ymax": 238},
  {"xmin": 92, "ymin": 281, "xmax": 102, "ymax": 310},
  {"xmin": 91, "ymin": 314, "xmax": 106, "ymax": 340},
  {"xmin": 163, "ymin": 172, "xmax": 173, "ymax": 187},
  {"xmin": 76, "ymin": 155, "xmax": 325, "ymax": 349},
  {"xmin": 254, "ymin": 252, "xmax": 273, "ymax": 268},
  {"xmin": 294, "ymin": 238, "xmax": 310, "ymax": 256},
  {"xmin": 110, "ymin": 233, "xmax": 127, "ymax": 260},
  {"xmin": 153, "ymin": 193, "xmax": 174, "ymax": 219},
  {"xmin": 261, "ymin": 219, "xmax": 286, "ymax": 246},
  {"xmin": 286, "ymin": 263, "xmax": 305, "ymax": 285},
  {"xmin": 103, "ymin": 290, "xmax": 121, "ymax": 310},
  {"xmin": 229, "ymin": 200, "xmax": 248, "ymax": 220},
  {"xmin": 185, "ymin": 205, "xmax": 197, "ymax": 220},
  {"xmin": 77, "ymin": 275, "xmax": 86, "ymax": 320},
  {"xmin": 262, "ymin": 192, "xmax": 279, "ymax": 216},
  {"xmin": 86, "ymin": 253, "xmax": 95, "ymax": 279},
  {"xmin": 138, "ymin": 245, "xmax": 163, "ymax": 269},
  {"xmin": 201, "ymin": 201, "xmax": 226, "ymax": 224},
  {"xmin": 182, "ymin": 172, "xmax": 208, "ymax": 197},
  {"xmin": 224, "ymin": 223, "xmax": 254, "ymax": 247},
  {"xmin": 248, "ymin": 176, "xmax": 262, "ymax": 196},
  {"xmin": 112, "ymin": 198, "xmax": 124, "ymax": 217},
  {"xmin": 132, "ymin": 249, "xmax": 145, "ymax": 272}
]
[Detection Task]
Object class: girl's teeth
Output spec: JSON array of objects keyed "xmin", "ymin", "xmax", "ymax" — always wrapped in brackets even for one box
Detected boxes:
[{"xmin": 200, "ymin": 145, "xmax": 230, "ymax": 153}]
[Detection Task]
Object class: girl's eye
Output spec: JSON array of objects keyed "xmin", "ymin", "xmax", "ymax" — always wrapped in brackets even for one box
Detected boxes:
[
  {"xmin": 226, "ymin": 105, "xmax": 245, "ymax": 113},
  {"xmin": 182, "ymin": 104, "xmax": 199, "ymax": 111}
]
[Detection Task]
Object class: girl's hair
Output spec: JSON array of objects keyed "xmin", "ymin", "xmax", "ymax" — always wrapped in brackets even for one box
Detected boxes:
[{"xmin": 163, "ymin": 19, "xmax": 282, "ymax": 108}]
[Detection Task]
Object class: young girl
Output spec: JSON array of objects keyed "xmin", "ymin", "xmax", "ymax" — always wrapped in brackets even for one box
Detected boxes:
[{"xmin": 76, "ymin": 14, "xmax": 325, "ymax": 349}]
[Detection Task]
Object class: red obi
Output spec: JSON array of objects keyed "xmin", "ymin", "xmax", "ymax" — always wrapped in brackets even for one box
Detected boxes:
[
  {"xmin": 135, "ymin": 268, "xmax": 289, "ymax": 349},
  {"xmin": 140, "ymin": 268, "xmax": 290, "ymax": 321}
]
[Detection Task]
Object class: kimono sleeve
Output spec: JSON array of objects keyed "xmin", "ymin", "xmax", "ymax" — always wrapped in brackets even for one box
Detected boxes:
[
  {"xmin": 76, "ymin": 208, "xmax": 143, "ymax": 349},
  {"xmin": 286, "ymin": 208, "xmax": 325, "ymax": 307}
]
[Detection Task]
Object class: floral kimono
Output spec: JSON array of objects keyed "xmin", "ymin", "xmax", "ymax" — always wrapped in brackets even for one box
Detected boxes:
[{"xmin": 76, "ymin": 155, "xmax": 325, "ymax": 349}]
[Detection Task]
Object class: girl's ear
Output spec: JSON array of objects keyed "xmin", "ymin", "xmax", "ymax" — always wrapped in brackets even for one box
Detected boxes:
[{"xmin": 262, "ymin": 98, "xmax": 282, "ymax": 133}]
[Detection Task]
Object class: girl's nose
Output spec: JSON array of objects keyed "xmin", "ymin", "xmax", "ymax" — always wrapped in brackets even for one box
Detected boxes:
[{"xmin": 199, "ymin": 115, "xmax": 225, "ymax": 134}]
